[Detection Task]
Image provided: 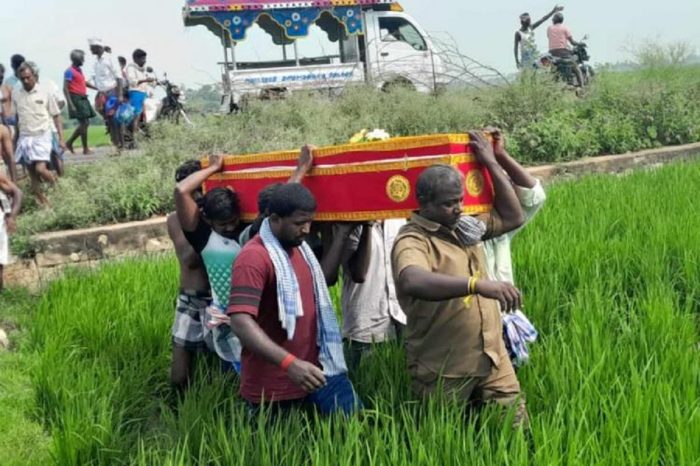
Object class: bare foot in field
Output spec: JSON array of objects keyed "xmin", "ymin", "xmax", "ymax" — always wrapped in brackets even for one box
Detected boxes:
[
  {"xmin": 66, "ymin": 142, "xmax": 75, "ymax": 155},
  {"xmin": 36, "ymin": 192, "xmax": 51, "ymax": 207},
  {"xmin": 83, "ymin": 149, "xmax": 94, "ymax": 155}
]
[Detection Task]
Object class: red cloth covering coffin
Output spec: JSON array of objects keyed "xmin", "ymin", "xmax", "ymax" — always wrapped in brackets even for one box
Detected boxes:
[{"xmin": 202, "ymin": 134, "xmax": 494, "ymax": 222}]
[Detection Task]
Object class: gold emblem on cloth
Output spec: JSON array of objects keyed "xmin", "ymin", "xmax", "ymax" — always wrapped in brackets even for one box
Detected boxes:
[
  {"xmin": 465, "ymin": 169, "xmax": 485, "ymax": 197},
  {"xmin": 386, "ymin": 175, "xmax": 411, "ymax": 203}
]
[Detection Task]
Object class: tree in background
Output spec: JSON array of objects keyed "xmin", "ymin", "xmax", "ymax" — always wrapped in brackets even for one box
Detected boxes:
[
  {"xmin": 624, "ymin": 38, "xmax": 697, "ymax": 68},
  {"xmin": 183, "ymin": 84, "xmax": 221, "ymax": 114}
]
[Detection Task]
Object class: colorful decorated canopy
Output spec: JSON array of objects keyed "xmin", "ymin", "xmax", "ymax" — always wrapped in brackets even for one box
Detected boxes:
[{"xmin": 183, "ymin": 0, "xmax": 396, "ymax": 43}]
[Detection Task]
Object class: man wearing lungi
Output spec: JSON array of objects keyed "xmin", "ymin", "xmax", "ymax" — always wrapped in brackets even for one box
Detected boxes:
[
  {"xmin": 88, "ymin": 38, "xmax": 123, "ymax": 150},
  {"xmin": 11, "ymin": 62, "xmax": 64, "ymax": 204},
  {"xmin": 64, "ymin": 49, "xmax": 97, "ymax": 155}
]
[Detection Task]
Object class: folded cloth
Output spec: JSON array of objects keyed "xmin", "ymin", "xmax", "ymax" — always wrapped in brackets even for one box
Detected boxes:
[
  {"xmin": 259, "ymin": 218, "xmax": 347, "ymax": 376},
  {"xmin": 205, "ymin": 304, "xmax": 242, "ymax": 374},
  {"xmin": 15, "ymin": 131, "xmax": 52, "ymax": 165},
  {"xmin": 455, "ymin": 215, "xmax": 487, "ymax": 246},
  {"xmin": 502, "ymin": 310, "xmax": 538, "ymax": 367}
]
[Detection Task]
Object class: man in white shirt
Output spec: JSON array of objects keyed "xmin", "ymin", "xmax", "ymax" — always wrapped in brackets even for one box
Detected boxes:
[
  {"xmin": 125, "ymin": 49, "xmax": 155, "ymax": 147},
  {"xmin": 11, "ymin": 62, "xmax": 65, "ymax": 204},
  {"xmin": 482, "ymin": 130, "xmax": 546, "ymax": 288},
  {"xmin": 88, "ymin": 38, "xmax": 123, "ymax": 150},
  {"xmin": 482, "ymin": 129, "xmax": 545, "ymax": 367},
  {"xmin": 341, "ymin": 219, "xmax": 407, "ymax": 373}
]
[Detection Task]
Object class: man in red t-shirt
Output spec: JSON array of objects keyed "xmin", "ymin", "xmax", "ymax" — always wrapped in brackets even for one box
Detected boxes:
[
  {"xmin": 63, "ymin": 50, "xmax": 97, "ymax": 155},
  {"xmin": 228, "ymin": 183, "xmax": 361, "ymax": 415}
]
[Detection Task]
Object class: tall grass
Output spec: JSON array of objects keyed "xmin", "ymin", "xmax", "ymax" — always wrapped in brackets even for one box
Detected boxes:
[
  {"xmin": 11, "ymin": 68, "xmax": 700, "ymax": 258},
  {"xmin": 23, "ymin": 161, "xmax": 700, "ymax": 465}
]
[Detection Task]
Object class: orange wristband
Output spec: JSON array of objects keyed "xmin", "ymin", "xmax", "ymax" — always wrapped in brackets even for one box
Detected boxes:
[{"xmin": 280, "ymin": 354, "xmax": 297, "ymax": 371}]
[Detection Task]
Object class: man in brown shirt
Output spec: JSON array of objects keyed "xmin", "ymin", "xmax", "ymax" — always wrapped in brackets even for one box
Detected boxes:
[{"xmin": 392, "ymin": 131, "xmax": 529, "ymax": 426}]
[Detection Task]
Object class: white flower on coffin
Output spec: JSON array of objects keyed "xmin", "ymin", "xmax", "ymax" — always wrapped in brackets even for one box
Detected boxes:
[
  {"xmin": 349, "ymin": 128, "xmax": 391, "ymax": 143},
  {"xmin": 365, "ymin": 129, "xmax": 391, "ymax": 141}
]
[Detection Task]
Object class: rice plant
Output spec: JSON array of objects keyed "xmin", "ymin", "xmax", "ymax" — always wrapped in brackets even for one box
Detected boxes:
[{"xmin": 23, "ymin": 161, "xmax": 700, "ymax": 465}]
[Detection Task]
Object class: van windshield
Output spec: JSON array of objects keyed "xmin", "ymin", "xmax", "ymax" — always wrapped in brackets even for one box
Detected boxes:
[{"xmin": 378, "ymin": 17, "xmax": 427, "ymax": 51}]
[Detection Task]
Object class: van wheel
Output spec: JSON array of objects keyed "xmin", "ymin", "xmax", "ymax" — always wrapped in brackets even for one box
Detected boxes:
[{"xmin": 382, "ymin": 78, "xmax": 415, "ymax": 93}]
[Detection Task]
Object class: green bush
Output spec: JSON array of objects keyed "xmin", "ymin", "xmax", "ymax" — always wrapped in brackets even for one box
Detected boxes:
[{"xmin": 10, "ymin": 67, "xmax": 700, "ymax": 256}]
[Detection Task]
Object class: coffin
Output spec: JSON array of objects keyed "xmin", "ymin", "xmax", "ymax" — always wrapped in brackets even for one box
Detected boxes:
[{"xmin": 203, "ymin": 134, "xmax": 494, "ymax": 222}]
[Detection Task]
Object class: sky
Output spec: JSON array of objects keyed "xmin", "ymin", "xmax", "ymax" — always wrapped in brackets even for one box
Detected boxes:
[{"xmin": 1, "ymin": 0, "xmax": 698, "ymax": 89}]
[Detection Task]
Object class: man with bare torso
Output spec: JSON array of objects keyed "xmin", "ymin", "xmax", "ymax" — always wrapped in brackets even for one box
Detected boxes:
[
  {"xmin": 168, "ymin": 149, "xmax": 315, "ymax": 391},
  {"xmin": 168, "ymin": 160, "xmax": 212, "ymax": 391}
]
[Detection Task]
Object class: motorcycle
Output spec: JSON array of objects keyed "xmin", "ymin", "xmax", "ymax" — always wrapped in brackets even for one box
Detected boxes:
[
  {"xmin": 539, "ymin": 35, "xmax": 594, "ymax": 87},
  {"xmin": 146, "ymin": 70, "xmax": 194, "ymax": 126}
]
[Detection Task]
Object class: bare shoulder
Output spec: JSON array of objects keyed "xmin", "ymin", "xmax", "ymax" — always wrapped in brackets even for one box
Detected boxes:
[
  {"xmin": 166, "ymin": 212, "xmax": 185, "ymax": 241},
  {"xmin": 166, "ymin": 212, "xmax": 179, "ymax": 228}
]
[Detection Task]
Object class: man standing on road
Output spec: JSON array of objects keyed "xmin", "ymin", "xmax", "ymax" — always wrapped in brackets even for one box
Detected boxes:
[
  {"xmin": 514, "ymin": 5, "xmax": 563, "ymax": 69},
  {"xmin": 392, "ymin": 132, "xmax": 529, "ymax": 427},
  {"xmin": 88, "ymin": 38, "xmax": 123, "ymax": 150},
  {"xmin": 3, "ymin": 55, "xmax": 25, "ymax": 92},
  {"xmin": 37, "ymin": 69, "xmax": 68, "ymax": 178},
  {"xmin": 228, "ymin": 183, "xmax": 362, "ymax": 417},
  {"xmin": 125, "ymin": 49, "xmax": 155, "ymax": 148},
  {"xmin": 64, "ymin": 50, "xmax": 97, "ymax": 155},
  {"xmin": 11, "ymin": 62, "xmax": 65, "ymax": 204}
]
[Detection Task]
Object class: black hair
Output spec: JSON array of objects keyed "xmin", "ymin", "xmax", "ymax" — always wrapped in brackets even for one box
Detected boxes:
[
  {"xmin": 175, "ymin": 160, "xmax": 202, "ymax": 183},
  {"xmin": 202, "ymin": 188, "xmax": 241, "ymax": 222},
  {"xmin": 268, "ymin": 183, "xmax": 316, "ymax": 218},
  {"xmin": 416, "ymin": 164, "xmax": 463, "ymax": 204},
  {"xmin": 553, "ymin": 12, "xmax": 564, "ymax": 24},
  {"xmin": 247, "ymin": 183, "xmax": 285, "ymax": 237},
  {"xmin": 132, "ymin": 49, "xmax": 147, "ymax": 61},
  {"xmin": 10, "ymin": 54, "xmax": 25, "ymax": 71},
  {"xmin": 258, "ymin": 183, "xmax": 284, "ymax": 214},
  {"xmin": 0, "ymin": 64, "xmax": 4, "ymax": 74},
  {"xmin": 520, "ymin": 12, "xmax": 530, "ymax": 17},
  {"xmin": 70, "ymin": 50, "xmax": 85, "ymax": 63}
]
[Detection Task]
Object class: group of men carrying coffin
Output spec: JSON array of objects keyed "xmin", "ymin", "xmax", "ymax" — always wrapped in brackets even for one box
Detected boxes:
[{"xmin": 168, "ymin": 130, "xmax": 545, "ymax": 427}]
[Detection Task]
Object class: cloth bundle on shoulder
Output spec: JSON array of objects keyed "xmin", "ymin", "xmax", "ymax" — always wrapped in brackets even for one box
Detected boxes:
[{"xmin": 202, "ymin": 134, "xmax": 495, "ymax": 222}]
